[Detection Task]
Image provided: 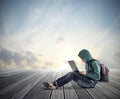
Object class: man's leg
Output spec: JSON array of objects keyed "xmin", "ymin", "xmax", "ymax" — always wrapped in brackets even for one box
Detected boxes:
[
  {"xmin": 72, "ymin": 72, "xmax": 96, "ymax": 88},
  {"xmin": 53, "ymin": 72, "xmax": 75, "ymax": 87},
  {"xmin": 53, "ymin": 71, "xmax": 96, "ymax": 88}
]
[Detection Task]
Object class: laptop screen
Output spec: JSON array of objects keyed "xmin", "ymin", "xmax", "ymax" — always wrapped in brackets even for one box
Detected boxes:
[{"xmin": 68, "ymin": 60, "xmax": 79, "ymax": 72}]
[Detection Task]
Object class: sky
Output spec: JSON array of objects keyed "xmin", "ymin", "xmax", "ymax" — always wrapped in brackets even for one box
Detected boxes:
[{"xmin": 0, "ymin": 0, "xmax": 120, "ymax": 70}]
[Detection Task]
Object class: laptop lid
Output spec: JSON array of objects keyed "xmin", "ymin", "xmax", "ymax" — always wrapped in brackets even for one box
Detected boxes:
[{"xmin": 68, "ymin": 60, "xmax": 79, "ymax": 72}]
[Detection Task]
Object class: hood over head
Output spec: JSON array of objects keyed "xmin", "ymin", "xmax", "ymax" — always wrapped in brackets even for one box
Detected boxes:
[{"xmin": 78, "ymin": 49, "xmax": 93, "ymax": 62}]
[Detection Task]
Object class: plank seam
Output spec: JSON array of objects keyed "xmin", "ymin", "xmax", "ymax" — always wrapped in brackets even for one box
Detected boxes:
[
  {"xmin": 63, "ymin": 86, "xmax": 65, "ymax": 99},
  {"xmin": 86, "ymin": 88, "xmax": 95, "ymax": 99}
]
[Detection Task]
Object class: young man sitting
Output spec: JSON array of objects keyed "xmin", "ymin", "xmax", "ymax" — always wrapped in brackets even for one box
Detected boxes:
[{"xmin": 43, "ymin": 49, "xmax": 101, "ymax": 89}]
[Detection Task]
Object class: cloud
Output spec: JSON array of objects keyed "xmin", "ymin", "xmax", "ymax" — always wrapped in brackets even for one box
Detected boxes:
[
  {"xmin": 56, "ymin": 36, "xmax": 64, "ymax": 44},
  {"xmin": 0, "ymin": 48, "xmax": 38, "ymax": 69},
  {"xmin": 0, "ymin": 48, "xmax": 55, "ymax": 69},
  {"xmin": 41, "ymin": 61, "xmax": 53, "ymax": 69}
]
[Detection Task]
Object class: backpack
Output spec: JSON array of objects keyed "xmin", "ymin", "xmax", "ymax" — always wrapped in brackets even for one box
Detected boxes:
[{"xmin": 87, "ymin": 59, "xmax": 109, "ymax": 82}]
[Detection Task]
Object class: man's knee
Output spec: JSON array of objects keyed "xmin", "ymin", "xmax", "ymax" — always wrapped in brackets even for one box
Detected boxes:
[
  {"xmin": 66, "ymin": 72, "xmax": 75, "ymax": 77},
  {"xmin": 67, "ymin": 71, "xmax": 79, "ymax": 78},
  {"xmin": 67, "ymin": 71, "xmax": 73, "ymax": 75}
]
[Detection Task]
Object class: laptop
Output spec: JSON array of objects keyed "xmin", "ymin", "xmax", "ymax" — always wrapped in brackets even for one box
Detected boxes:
[{"xmin": 68, "ymin": 60, "xmax": 79, "ymax": 72}]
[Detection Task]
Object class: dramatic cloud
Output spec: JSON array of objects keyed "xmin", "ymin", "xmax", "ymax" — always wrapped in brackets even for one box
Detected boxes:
[
  {"xmin": 0, "ymin": 49, "xmax": 37, "ymax": 68},
  {"xmin": 0, "ymin": 48, "xmax": 55, "ymax": 69}
]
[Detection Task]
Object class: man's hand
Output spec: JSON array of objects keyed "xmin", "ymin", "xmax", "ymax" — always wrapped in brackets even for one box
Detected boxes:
[{"xmin": 79, "ymin": 71, "xmax": 86, "ymax": 75}]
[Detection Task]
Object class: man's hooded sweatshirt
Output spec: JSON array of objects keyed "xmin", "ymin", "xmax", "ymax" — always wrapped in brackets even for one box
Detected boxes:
[{"xmin": 78, "ymin": 49, "xmax": 101, "ymax": 81}]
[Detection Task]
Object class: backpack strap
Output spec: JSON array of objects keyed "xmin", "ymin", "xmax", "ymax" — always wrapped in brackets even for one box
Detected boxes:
[{"xmin": 87, "ymin": 59, "xmax": 97, "ymax": 70}]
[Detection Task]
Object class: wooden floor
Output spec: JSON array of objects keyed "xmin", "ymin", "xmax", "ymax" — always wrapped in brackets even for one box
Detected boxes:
[{"xmin": 0, "ymin": 69, "xmax": 120, "ymax": 99}]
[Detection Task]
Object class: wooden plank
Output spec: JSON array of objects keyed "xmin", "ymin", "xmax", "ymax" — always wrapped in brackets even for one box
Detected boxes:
[
  {"xmin": 11, "ymin": 71, "xmax": 49, "ymax": 99},
  {"xmin": 23, "ymin": 71, "xmax": 55, "ymax": 99},
  {"xmin": 0, "ymin": 69, "xmax": 27, "ymax": 77},
  {"xmin": 0, "ymin": 68, "xmax": 22, "ymax": 74},
  {"xmin": 108, "ymin": 80, "xmax": 120, "ymax": 91},
  {"xmin": 0, "ymin": 70, "xmax": 34, "ymax": 80},
  {"xmin": 106, "ymin": 79, "xmax": 120, "ymax": 90},
  {"xmin": 0, "ymin": 70, "xmax": 36, "ymax": 90},
  {"xmin": 86, "ymin": 87, "xmax": 107, "ymax": 99},
  {"xmin": 98, "ymin": 82, "xmax": 120, "ymax": 98},
  {"xmin": 95, "ymin": 83, "xmax": 119, "ymax": 99},
  {"xmin": 86, "ymin": 71, "xmax": 120, "ymax": 99},
  {"xmin": 0, "ymin": 71, "xmax": 40, "ymax": 99},
  {"xmin": 109, "ymin": 74, "xmax": 120, "ymax": 82},
  {"xmin": 104, "ymin": 70, "xmax": 120, "ymax": 90},
  {"xmin": 87, "ymin": 69, "xmax": 120, "ymax": 99},
  {"xmin": 50, "ymin": 71, "xmax": 64, "ymax": 99},
  {"xmin": 60, "ymin": 71, "xmax": 79, "ymax": 99},
  {"xmin": 0, "ymin": 70, "xmax": 26, "ymax": 77},
  {"xmin": 36, "ymin": 71, "xmax": 58, "ymax": 99},
  {"xmin": 0, "ymin": 69, "xmax": 119, "ymax": 99},
  {"xmin": 71, "ymin": 81, "xmax": 93, "ymax": 99},
  {"xmin": 50, "ymin": 87, "xmax": 64, "ymax": 99},
  {"xmin": 64, "ymin": 82, "xmax": 79, "ymax": 99}
]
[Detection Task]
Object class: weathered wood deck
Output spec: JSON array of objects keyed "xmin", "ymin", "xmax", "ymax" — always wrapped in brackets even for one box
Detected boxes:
[{"xmin": 0, "ymin": 69, "xmax": 120, "ymax": 99}]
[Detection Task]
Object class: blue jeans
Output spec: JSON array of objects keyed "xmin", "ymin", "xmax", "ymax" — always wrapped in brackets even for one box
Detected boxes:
[{"xmin": 53, "ymin": 71, "xmax": 97, "ymax": 88}]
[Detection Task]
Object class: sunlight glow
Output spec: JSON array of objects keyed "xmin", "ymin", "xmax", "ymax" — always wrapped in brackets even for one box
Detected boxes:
[{"xmin": 0, "ymin": 0, "xmax": 120, "ymax": 69}]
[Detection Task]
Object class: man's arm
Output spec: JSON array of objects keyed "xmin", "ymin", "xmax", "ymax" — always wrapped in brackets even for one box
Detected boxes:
[{"xmin": 86, "ymin": 61, "xmax": 101, "ymax": 80}]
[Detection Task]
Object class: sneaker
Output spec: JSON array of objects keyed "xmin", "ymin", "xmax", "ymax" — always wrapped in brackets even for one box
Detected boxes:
[{"xmin": 43, "ymin": 82, "xmax": 57, "ymax": 90}]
